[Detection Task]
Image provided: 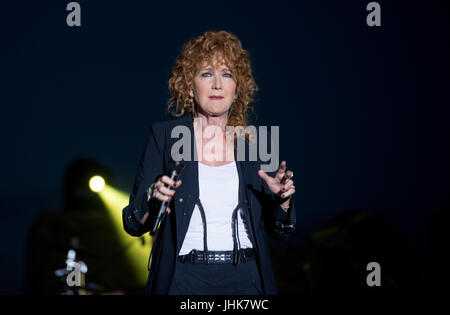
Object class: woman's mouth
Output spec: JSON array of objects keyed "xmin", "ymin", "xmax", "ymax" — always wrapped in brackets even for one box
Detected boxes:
[{"xmin": 209, "ymin": 96, "xmax": 224, "ymax": 100}]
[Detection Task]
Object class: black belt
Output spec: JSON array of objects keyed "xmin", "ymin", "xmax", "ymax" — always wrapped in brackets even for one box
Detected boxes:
[{"xmin": 178, "ymin": 248, "xmax": 256, "ymax": 264}]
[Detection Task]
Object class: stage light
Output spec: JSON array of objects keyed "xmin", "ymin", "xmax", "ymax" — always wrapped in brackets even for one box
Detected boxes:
[
  {"xmin": 89, "ymin": 175, "xmax": 105, "ymax": 192},
  {"xmin": 86, "ymin": 175, "xmax": 152, "ymax": 286},
  {"xmin": 96, "ymin": 184, "xmax": 152, "ymax": 286}
]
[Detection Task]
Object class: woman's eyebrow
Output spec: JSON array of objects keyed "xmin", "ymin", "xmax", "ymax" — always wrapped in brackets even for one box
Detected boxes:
[{"xmin": 201, "ymin": 67, "xmax": 231, "ymax": 72}]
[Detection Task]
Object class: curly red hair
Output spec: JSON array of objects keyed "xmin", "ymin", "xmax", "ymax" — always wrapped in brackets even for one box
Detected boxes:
[{"xmin": 167, "ymin": 30, "xmax": 258, "ymax": 129}]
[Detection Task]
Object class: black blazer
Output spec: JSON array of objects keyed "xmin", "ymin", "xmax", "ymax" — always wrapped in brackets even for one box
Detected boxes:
[{"xmin": 122, "ymin": 113, "xmax": 296, "ymax": 295}]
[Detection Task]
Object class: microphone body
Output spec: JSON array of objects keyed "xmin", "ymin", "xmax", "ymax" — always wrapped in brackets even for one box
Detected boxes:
[{"xmin": 150, "ymin": 160, "xmax": 184, "ymax": 235}]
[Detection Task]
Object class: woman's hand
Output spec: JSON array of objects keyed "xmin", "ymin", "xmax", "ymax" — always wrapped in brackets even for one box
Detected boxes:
[
  {"xmin": 257, "ymin": 161, "xmax": 295, "ymax": 212},
  {"xmin": 147, "ymin": 176, "xmax": 182, "ymax": 214}
]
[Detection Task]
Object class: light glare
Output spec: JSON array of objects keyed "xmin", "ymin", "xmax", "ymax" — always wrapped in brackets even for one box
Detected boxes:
[{"xmin": 89, "ymin": 176, "xmax": 105, "ymax": 192}]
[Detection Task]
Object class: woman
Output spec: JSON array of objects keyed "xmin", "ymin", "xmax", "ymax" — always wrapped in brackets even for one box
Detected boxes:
[{"xmin": 123, "ymin": 30, "xmax": 296, "ymax": 295}]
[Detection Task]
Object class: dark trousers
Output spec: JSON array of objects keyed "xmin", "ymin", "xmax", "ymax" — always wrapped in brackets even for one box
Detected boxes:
[{"xmin": 168, "ymin": 258, "xmax": 263, "ymax": 295}]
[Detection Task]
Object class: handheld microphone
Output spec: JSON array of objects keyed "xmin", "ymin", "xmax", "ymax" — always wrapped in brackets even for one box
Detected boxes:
[{"xmin": 150, "ymin": 159, "xmax": 185, "ymax": 236}]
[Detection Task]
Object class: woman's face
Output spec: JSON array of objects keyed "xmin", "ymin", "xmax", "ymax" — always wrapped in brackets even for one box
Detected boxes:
[{"xmin": 189, "ymin": 57, "xmax": 237, "ymax": 117}]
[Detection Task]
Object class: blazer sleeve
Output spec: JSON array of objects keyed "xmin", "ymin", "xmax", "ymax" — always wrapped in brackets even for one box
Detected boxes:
[
  {"xmin": 256, "ymin": 126, "xmax": 296, "ymax": 242},
  {"xmin": 122, "ymin": 124, "xmax": 164, "ymax": 237},
  {"xmin": 273, "ymin": 196, "xmax": 296, "ymax": 241},
  {"xmin": 260, "ymin": 171, "xmax": 297, "ymax": 242}
]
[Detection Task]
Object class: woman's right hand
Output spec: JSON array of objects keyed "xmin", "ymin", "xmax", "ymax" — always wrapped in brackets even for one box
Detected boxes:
[{"xmin": 147, "ymin": 176, "xmax": 182, "ymax": 214}]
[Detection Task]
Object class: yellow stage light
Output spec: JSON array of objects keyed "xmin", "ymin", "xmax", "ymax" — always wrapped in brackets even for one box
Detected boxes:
[
  {"xmin": 89, "ymin": 176, "xmax": 105, "ymax": 192},
  {"xmin": 97, "ymin": 184, "xmax": 152, "ymax": 286},
  {"xmin": 86, "ymin": 175, "xmax": 152, "ymax": 287}
]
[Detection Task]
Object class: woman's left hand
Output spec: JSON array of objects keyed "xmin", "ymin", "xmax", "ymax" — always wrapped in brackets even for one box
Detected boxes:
[{"xmin": 258, "ymin": 161, "xmax": 295, "ymax": 212}]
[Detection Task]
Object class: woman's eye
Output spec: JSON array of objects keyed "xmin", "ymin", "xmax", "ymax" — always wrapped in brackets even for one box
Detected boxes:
[{"xmin": 201, "ymin": 72, "xmax": 232, "ymax": 78}]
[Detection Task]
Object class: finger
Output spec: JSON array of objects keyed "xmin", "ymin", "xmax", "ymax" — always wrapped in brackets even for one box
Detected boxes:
[
  {"xmin": 154, "ymin": 181, "xmax": 163, "ymax": 194},
  {"xmin": 160, "ymin": 175, "xmax": 176, "ymax": 187},
  {"xmin": 166, "ymin": 207, "xmax": 171, "ymax": 214},
  {"xmin": 281, "ymin": 180, "xmax": 294, "ymax": 192},
  {"xmin": 283, "ymin": 170, "xmax": 294, "ymax": 181},
  {"xmin": 280, "ymin": 187, "xmax": 295, "ymax": 199},
  {"xmin": 258, "ymin": 169, "xmax": 273, "ymax": 183},
  {"xmin": 158, "ymin": 184, "xmax": 177, "ymax": 196},
  {"xmin": 280, "ymin": 169, "xmax": 294, "ymax": 185},
  {"xmin": 174, "ymin": 179, "xmax": 182, "ymax": 188},
  {"xmin": 275, "ymin": 161, "xmax": 287, "ymax": 181},
  {"xmin": 154, "ymin": 191, "xmax": 172, "ymax": 203}
]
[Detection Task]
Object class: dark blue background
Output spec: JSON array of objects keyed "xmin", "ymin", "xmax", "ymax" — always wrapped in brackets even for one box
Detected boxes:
[{"xmin": 1, "ymin": 0, "xmax": 449, "ymax": 294}]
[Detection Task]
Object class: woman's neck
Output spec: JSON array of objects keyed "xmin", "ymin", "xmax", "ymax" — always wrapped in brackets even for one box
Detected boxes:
[
  {"xmin": 194, "ymin": 111, "xmax": 235, "ymax": 165},
  {"xmin": 196, "ymin": 111, "xmax": 228, "ymax": 133}
]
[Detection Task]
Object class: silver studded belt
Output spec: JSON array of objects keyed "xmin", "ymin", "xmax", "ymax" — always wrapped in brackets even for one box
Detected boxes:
[{"xmin": 177, "ymin": 248, "xmax": 255, "ymax": 264}]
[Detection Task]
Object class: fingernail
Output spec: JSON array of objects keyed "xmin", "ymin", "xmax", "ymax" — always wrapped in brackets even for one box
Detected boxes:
[{"xmin": 282, "ymin": 194, "xmax": 286, "ymax": 198}]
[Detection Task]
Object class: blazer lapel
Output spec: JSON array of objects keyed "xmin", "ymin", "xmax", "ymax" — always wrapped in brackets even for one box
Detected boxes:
[
  {"xmin": 174, "ymin": 114, "xmax": 199, "ymax": 251},
  {"xmin": 235, "ymin": 137, "xmax": 261, "ymax": 254}
]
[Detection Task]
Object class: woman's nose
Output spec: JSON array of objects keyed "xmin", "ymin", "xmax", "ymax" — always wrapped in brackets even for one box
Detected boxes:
[{"xmin": 213, "ymin": 74, "xmax": 222, "ymax": 89}]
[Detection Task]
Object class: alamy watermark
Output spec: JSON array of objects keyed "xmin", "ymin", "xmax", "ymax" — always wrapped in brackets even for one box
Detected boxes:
[
  {"xmin": 66, "ymin": 262, "xmax": 82, "ymax": 287},
  {"xmin": 366, "ymin": 262, "xmax": 381, "ymax": 287},
  {"xmin": 366, "ymin": 2, "xmax": 381, "ymax": 27},
  {"xmin": 66, "ymin": 2, "xmax": 81, "ymax": 27},
  {"xmin": 170, "ymin": 118, "xmax": 280, "ymax": 172}
]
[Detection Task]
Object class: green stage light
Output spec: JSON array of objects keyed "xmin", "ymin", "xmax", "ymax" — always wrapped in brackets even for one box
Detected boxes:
[{"xmin": 89, "ymin": 175, "xmax": 105, "ymax": 192}]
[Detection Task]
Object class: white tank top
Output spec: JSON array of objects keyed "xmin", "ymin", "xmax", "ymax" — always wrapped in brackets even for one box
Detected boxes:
[{"xmin": 179, "ymin": 161, "xmax": 253, "ymax": 255}]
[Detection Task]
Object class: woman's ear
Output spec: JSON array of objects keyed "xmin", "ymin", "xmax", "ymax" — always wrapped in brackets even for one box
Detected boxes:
[{"xmin": 189, "ymin": 89, "xmax": 194, "ymax": 98}]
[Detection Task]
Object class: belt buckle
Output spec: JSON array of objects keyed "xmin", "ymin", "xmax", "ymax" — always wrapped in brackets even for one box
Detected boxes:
[{"xmin": 213, "ymin": 252, "xmax": 226, "ymax": 263}]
